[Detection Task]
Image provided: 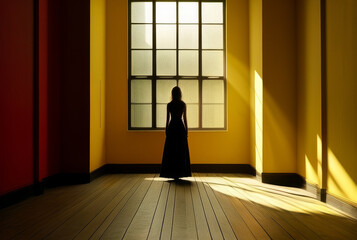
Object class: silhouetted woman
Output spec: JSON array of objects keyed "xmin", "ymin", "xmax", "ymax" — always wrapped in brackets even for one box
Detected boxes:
[{"xmin": 160, "ymin": 86, "xmax": 191, "ymax": 180}]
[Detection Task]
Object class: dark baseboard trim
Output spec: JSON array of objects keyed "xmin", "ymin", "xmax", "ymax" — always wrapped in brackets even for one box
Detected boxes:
[
  {"xmin": 43, "ymin": 173, "xmax": 90, "ymax": 188},
  {"xmin": 320, "ymin": 188, "xmax": 327, "ymax": 202},
  {"xmin": 106, "ymin": 164, "xmax": 161, "ymax": 173},
  {"xmin": 326, "ymin": 193, "xmax": 357, "ymax": 219},
  {"xmin": 0, "ymin": 185, "xmax": 34, "ymax": 209},
  {"xmin": 261, "ymin": 173, "xmax": 305, "ymax": 188},
  {"xmin": 105, "ymin": 164, "xmax": 256, "ymax": 175},
  {"xmin": 191, "ymin": 164, "xmax": 256, "ymax": 174},
  {"xmin": 90, "ymin": 165, "xmax": 107, "ymax": 181}
]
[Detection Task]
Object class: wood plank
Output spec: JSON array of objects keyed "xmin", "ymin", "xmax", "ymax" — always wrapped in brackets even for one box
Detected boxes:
[
  {"xmin": 193, "ymin": 173, "xmax": 224, "ymax": 240},
  {"xmin": 171, "ymin": 180, "xmax": 197, "ymax": 240},
  {"xmin": 217, "ymin": 174, "xmax": 307, "ymax": 240},
  {"xmin": 224, "ymin": 174, "xmax": 357, "ymax": 239},
  {"xmin": 88, "ymin": 175, "xmax": 146, "ymax": 240},
  {"xmin": 146, "ymin": 180, "xmax": 170, "ymax": 240},
  {"xmin": 44, "ymin": 175, "xmax": 143, "ymax": 240},
  {"xmin": 1, "ymin": 173, "xmax": 357, "ymax": 240},
  {"xmin": 122, "ymin": 176, "xmax": 164, "ymax": 240},
  {"xmin": 159, "ymin": 181, "xmax": 176, "ymax": 240},
  {"xmin": 212, "ymin": 174, "xmax": 294, "ymax": 240},
  {"xmin": 99, "ymin": 174, "xmax": 154, "ymax": 240},
  {"xmin": 74, "ymin": 175, "xmax": 142, "ymax": 240},
  {"xmin": 197, "ymin": 174, "xmax": 237, "ymax": 240},
  {"xmin": 190, "ymin": 178, "xmax": 212, "ymax": 240},
  {"xmin": 206, "ymin": 180, "xmax": 256, "ymax": 240},
  {"xmin": 201, "ymin": 175, "xmax": 269, "ymax": 240},
  {"xmin": 1, "ymin": 175, "xmax": 112, "ymax": 240}
]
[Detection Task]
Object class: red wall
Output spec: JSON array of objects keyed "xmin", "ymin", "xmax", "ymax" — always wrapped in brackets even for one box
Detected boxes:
[
  {"xmin": 1, "ymin": 0, "xmax": 91, "ymax": 197},
  {"xmin": 0, "ymin": 1, "xmax": 34, "ymax": 195},
  {"xmin": 39, "ymin": 0, "xmax": 61, "ymax": 180}
]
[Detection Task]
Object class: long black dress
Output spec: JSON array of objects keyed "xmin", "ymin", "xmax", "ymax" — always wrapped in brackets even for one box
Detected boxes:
[{"xmin": 160, "ymin": 100, "xmax": 192, "ymax": 178}]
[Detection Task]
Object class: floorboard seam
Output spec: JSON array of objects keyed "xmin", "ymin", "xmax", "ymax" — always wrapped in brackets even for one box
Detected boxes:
[
  {"xmin": 73, "ymin": 175, "xmax": 135, "ymax": 239},
  {"xmin": 222, "ymin": 176, "xmax": 273, "ymax": 239},
  {"xmin": 158, "ymin": 183, "xmax": 171, "ymax": 240},
  {"xmin": 9, "ymin": 176, "xmax": 109, "ymax": 239},
  {"xmin": 41, "ymin": 176, "xmax": 119, "ymax": 239},
  {"xmin": 121, "ymin": 175, "xmax": 156, "ymax": 239},
  {"xmin": 95, "ymin": 175, "xmax": 146, "ymax": 239},
  {"xmin": 189, "ymin": 185, "xmax": 199, "ymax": 240},
  {"xmin": 169, "ymin": 182, "xmax": 177, "ymax": 240},
  {"xmin": 193, "ymin": 174, "xmax": 213, "ymax": 240},
  {"xmin": 146, "ymin": 177, "xmax": 165, "ymax": 240},
  {"xmin": 197, "ymin": 173, "xmax": 225, "ymax": 239}
]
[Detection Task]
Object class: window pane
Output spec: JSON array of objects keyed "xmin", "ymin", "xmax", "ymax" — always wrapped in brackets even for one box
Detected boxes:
[
  {"xmin": 202, "ymin": 104, "xmax": 224, "ymax": 128},
  {"xmin": 156, "ymin": 2, "xmax": 176, "ymax": 23},
  {"xmin": 131, "ymin": 24, "xmax": 152, "ymax": 49},
  {"xmin": 156, "ymin": 25, "xmax": 176, "ymax": 49},
  {"xmin": 179, "ymin": 25, "xmax": 198, "ymax": 49},
  {"xmin": 131, "ymin": 2, "xmax": 152, "ymax": 23},
  {"xmin": 131, "ymin": 80, "xmax": 152, "ymax": 103},
  {"xmin": 202, "ymin": 51, "xmax": 223, "ymax": 76},
  {"xmin": 157, "ymin": 50, "xmax": 176, "ymax": 76},
  {"xmin": 156, "ymin": 104, "xmax": 167, "ymax": 128},
  {"xmin": 179, "ymin": 80, "xmax": 199, "ymax": 103},
  {"xmin": 202, "ymin": 2, "xmax": 223, "ymax": 23},
  {"xmin": 202, "ymin": 25, "xmax": 223, "ymax": 49},
  {"xmin": 202, "ymin": 80, "xmax": 224, "ymax": 103},
  {"xmin": 187, "ymin": 104, "xmax": 199, "ymax": 128},
  {"xmin": 131, "ymin": 104, "xmax": 152, "ymax": 127},
  {"xmin": 131, "ymin": 50, "xmax": 152, "ymax": 76},
  {"xmin": 179, "ymin": 51, "xmax": 198, "ymax": 76},
  {"xmin": 179, "ymin": 2, "xmax": 198, "ymax": 23},
  {"xmin": 157, "ymin": 80, "xmax": 177, "ymax": 103},
  {"xmin": 158, "ymin": 103, "xmax": 199, "ymax": 128}
]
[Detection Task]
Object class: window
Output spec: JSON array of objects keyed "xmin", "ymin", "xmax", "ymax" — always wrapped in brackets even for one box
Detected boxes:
[{"xmin": 129, "ymin": 0, "xmax": 226, "ymax": 130}]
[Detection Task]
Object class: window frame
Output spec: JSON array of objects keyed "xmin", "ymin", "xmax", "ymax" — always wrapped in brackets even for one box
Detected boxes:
[{"xmin": 128, "ymin": 0, "xmax": 227, "ymax": 130}]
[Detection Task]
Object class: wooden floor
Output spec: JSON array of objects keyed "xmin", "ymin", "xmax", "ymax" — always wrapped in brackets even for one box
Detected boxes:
[{"xmin": 1, "ymin": 174, "xmax": 356, "ymax": 240}]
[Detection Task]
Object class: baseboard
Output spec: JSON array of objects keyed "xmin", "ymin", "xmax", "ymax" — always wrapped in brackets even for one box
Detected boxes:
[
  {"xmin": 261, "ymin": 173, "xmax": 305, "ymax": 188},
  {"xmin": 191, "ymin": 164, "xmax": 256, "ymax": 174},
  {"xmin": 0, "ymin": 185, "xmax": 34, "ymax": 209},
  {"xmin": 90, "ymin": 165, "xmax": 107, "ymax": 181},
  {"xmin": 326, "ymin": 193, "xmax": 357, "ymax": 219},
  {"xmin": 106, "ymin": 164, "xmax": 161, "ymax": 173},
  {"xmin": 105, "ymin": 163, "xmax": 256, "ymax": 175},
  {"xmin": 43, "ymin": 173, "xmax": 90, "ymax": 188}
]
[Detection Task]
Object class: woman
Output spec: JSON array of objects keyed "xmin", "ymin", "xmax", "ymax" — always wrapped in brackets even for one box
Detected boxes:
[{"xmin": 160, "ymin": 86, "xmax": 191, "ymax": 180}]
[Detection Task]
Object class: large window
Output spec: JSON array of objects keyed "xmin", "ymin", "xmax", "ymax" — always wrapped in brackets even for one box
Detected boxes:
[{"xmin": 129, "ymin": 0, "xmax": 226, "ymax": 130}]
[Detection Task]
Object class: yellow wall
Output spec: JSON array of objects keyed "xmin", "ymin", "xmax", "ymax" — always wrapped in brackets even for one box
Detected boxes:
[
  {"xmin": 249, "ymin": 0, "xmax": 263, "ymax": 173},
  {"xmin": 90, "ymin": 0, "xmax": 106, "ymax": 172},
  {"xmin": 296, "ymin": 0, "xmax": 322, "ymax": 187},
  {"xmin": 105, "ymin": 0, "xmax": 251, "ymax": 164},
  {"xmin": 326, "ymin": 0, "xmax": 357, "ymax": 204},
  {"xmin": 262, "ymin": 0, "xmax": 297, "ymax": 173}
]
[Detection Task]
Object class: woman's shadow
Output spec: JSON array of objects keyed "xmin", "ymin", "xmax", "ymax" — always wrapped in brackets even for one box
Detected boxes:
[{"xmin": 167, "ymin": 178, "xmax": 193, "ymax": 186}]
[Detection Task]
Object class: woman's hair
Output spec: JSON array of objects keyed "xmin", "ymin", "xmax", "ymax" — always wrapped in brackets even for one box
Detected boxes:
[{"xmin": 171, "ymin": 86, "xmax": 182, "ymax": 101}]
